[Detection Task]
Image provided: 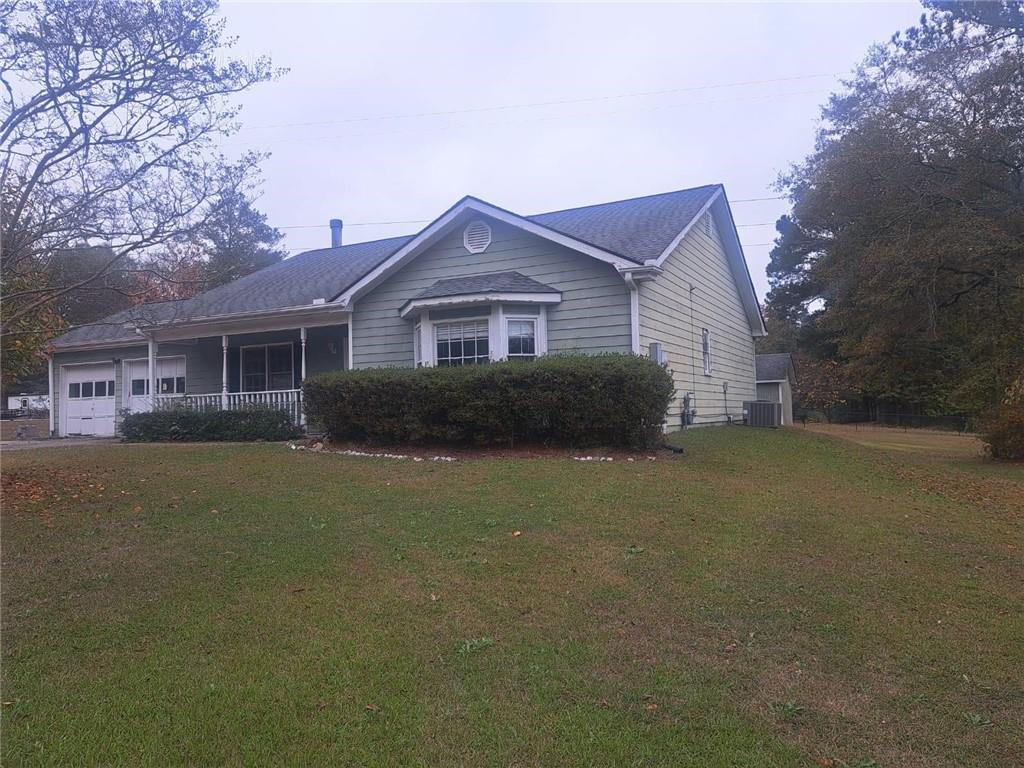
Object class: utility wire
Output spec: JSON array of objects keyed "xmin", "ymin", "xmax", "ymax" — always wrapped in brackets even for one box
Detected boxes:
[
  {"xmin": 276, "ymin": 87, "xmax": 827, "ymax": 144},
  {"xmin": 243, "ymin": 72, "xmax": 840, "ymax": 131}
]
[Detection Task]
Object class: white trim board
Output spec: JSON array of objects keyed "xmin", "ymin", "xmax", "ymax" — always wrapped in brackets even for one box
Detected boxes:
[{"xmin": 398, "ymin": 291, "xmax": 561, "ymax": 319}]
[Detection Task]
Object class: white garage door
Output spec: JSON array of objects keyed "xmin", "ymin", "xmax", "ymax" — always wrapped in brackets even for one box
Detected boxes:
[{"xmin": 62, "ymin": 363, "xmax": 116, "ymax": 436}]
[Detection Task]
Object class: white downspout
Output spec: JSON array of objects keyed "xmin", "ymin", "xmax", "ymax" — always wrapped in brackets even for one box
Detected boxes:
[
  {"xmin": 347, "ymin": 312, "xmax": 354, "ymax": 370},
  {"xmin": 623, "ymin": 272, "xmax": 641, "ymax": 355},
  {"xmin": 47, "ymin": 354, "xmax": 55, "ymax": 436},
  {"xmin": 147, "ymin": 338, "xmax": 158, "ymax": 411}
]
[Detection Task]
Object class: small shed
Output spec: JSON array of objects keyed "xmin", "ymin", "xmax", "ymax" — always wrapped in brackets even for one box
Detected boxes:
[{"xmin": 755, "ymin": 353, "xmax": 797, "ymax": 426}]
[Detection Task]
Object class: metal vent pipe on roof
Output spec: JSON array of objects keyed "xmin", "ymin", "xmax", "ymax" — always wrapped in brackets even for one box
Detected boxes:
[{"xmin": 330, "ymin": 218, "xmax": 343, "ymax": 247}]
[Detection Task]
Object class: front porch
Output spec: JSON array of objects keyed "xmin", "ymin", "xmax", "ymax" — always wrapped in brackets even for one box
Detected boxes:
[{"xmin": 140, "ymin": 321, "xmax": 350, "ymax": 427}]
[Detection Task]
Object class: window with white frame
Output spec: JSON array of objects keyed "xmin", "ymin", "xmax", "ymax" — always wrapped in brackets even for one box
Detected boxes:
[
  {"xmin": 242, "ymin": 343, "xmax": 294, "ymax": 391},
  {"xmin": 701, "ymin": 328, "xmax": 713, "ymax": 375},
  {"xmin": 413, "ymin": 322, "xmax": 422, "ymax": 367},
  {"xmin": 506, "ymin": 318, "xmax": 537, "ymax": 360},
  {"xmin": 435, "ymin": 320, "xmax": 489, "ymax": 366}
]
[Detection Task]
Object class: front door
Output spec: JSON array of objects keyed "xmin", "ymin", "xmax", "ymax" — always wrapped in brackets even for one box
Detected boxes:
[{"xmin": 125, "ymin": 358, "xmax": 187, "ymax": 413}]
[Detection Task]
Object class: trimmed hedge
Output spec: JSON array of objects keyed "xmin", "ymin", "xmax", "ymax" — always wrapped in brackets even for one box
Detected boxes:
[
  {"xmin": 121, "ymin": 407, "xmax": 302, "ymax": 442},
  {"xmin": 303, "ymin": 354, "xmax": 675, "ymax": 448}
]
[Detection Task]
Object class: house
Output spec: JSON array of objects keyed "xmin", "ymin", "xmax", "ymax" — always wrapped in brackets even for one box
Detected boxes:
[
  {"xmin": 6, "ymin": 393, "xmax": 50, "ymax": 412},
  {"xmin": 47, "ymin": 184, "xmax": 766, "ymax": 437},
  {"xmin": 755, "ymin": 353, "xmax": 797, "ymax": 425}
]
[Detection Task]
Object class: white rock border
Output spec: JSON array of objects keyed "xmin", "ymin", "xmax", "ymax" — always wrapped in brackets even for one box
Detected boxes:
[{"xmin": 288, "ymin": 442, "xmax": 456, "ymax": 462}]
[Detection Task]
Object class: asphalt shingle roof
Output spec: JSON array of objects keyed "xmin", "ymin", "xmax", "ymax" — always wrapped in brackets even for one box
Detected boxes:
[
  {"xmin": 528, "ymin": 184, "xmax": 719, "ymax": 264},
  {"xmin": 410, "ymin": 271, "xmax": 558, "ymax": 301},
  {"xmin": 756, "ymin": 353, "xmax": 795, "ymax": 382},
  {"xmin": 53, "ymin": 185, "xmax": 721, "ymax": 348}
]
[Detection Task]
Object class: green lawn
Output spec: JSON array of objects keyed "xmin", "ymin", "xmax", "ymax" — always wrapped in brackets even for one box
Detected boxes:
[{"xmin": 2, "ymin": 428, "xmax": 1021, "ymax": 766}]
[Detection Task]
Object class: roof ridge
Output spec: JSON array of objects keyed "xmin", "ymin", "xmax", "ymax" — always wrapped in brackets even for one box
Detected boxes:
[{"xmin": 527, "ymin": 183, "xmax": 722, "ymax": 218}]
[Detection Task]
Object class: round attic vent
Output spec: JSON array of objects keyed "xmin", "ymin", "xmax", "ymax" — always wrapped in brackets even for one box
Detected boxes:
[{"xmin": 463, "ymin": 220, "xmax": 492, "ymax": 254}]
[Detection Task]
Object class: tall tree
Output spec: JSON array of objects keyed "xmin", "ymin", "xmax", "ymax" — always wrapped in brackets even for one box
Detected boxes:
[
  {"xmin": 765, "ymin": 2, "xmax": 1024, "ymax": 413},
  {"xmin": 200, "ymin": 189, "xmax": 286, "ymax": 288},
  {"xmin": 0, "ymin": 0, "xmax": 280, "ymax": 364}
]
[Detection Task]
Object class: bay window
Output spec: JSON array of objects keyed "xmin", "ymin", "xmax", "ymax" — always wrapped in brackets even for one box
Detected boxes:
[
  {"xmin": 506, "ymin": 318, "xmax": 536, "ymax": 360},
  {"xmin": 435, "ymin": 320, "xmax": 489, "ymax": 366}
]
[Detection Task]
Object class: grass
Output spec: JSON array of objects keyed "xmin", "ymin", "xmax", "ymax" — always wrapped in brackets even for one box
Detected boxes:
[{"xmin": 2, "ymin": 427, "xmax": 1021, "ymax": 767}]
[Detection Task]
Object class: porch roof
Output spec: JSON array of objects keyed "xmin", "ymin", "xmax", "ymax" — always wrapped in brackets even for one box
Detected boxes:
[{"xmin": 412, "ymin": 271, "xmax": 558, "ymax": 301}]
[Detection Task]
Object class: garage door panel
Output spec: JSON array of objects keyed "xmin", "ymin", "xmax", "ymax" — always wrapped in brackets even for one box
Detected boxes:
[{"xmin": 61, "ymin": 364, "xmax": 115, "ymax": 436}]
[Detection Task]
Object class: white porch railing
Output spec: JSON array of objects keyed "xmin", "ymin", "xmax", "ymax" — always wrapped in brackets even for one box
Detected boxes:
[{"xmin": 155, "ymin": 389, "xmax": 303, "ymax": 424}]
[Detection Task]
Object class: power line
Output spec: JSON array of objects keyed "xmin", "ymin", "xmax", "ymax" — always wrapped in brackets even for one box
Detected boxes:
[
  {"xmin": 274, "ymin": 87, "xmax": 828, "ymax": 145},
  {"xmin": 243, "ymin": 72, "xmax": 839, "ymax": 132}
]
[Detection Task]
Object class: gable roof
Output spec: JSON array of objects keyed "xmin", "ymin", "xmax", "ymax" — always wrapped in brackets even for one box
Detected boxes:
[
  {"xmin": 529, "ymin": 185, "xmax": 720, "ymax": 264},
  {"xmin": 411, "ymin": 271, "xmax": 558, "ymax": 301},
  {"xmin": 756, "ymin": 353, "xmax": 796, "ymax": 382},
  {"xmin": 52, "ymin": 184, "xmax": 763, "ymax": 348}
]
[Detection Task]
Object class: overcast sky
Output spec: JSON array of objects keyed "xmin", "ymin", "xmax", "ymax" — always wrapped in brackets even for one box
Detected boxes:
[{"xmin": 219, "ymin": 1, "xmax": 924, "ymax": 300}]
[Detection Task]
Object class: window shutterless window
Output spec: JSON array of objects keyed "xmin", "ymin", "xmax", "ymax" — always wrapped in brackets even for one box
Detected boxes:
[
  {"xmin": 95, "ymin": 381, "xmax": 107, "ymax": 397},
  {"xmin": 242, "ymin": 344, "xmax": 294, "ymax": 391},
  {"xmin": 68, "ymin": 382, "xmax": 81, "ymax": 398},
  {"xmin": 435, "ymin": 320, "xmax": 489, "ymax": 366},
  {"xmin": 506, "ymin": 319, "xmax": 536, "ymax": 360},
  {"xmin": 81, "ymin": 381, "xmax": 93, "ymax": 398},
  {"xmin": 267, "ymin": 345, "xmax": 293, "ymax": 390},
  {"xmin": 131, "ymin": 379, "xmax": 149, "ymax": 396},
  {"xmin": 413, "ymin": 323, "xmax": 422, "ymax": 367}
]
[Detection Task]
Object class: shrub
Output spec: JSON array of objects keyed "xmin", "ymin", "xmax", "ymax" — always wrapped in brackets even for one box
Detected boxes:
[
  {"xmin": 303, "ymin": 354, "xmax": 675, "ymax": 449},
  {"xmin": 121, "ymin": 406, "xmax": 302, "ymax": 443},
  {"xmin": 982, "ymin": 404, "xmax": 1024, "ymax": 460}
]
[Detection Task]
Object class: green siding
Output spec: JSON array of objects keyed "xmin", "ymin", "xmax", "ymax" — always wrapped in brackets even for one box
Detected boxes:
[
  {"xmin": 352, "ymin": 217, "xmax": 632, "ymax": 368},
  {"xmin": 638, "ymin": 213, "xmax": 757, "ymax": 429}
]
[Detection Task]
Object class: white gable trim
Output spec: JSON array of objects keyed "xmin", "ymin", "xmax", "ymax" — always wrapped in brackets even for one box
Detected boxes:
[
  {"xmin": 334, "ymin": 197, "xmax": 633, "ymax": 307},
  {"xmin": 644, "ymin": 189, "xmax": 767, "ymax": 337},
  {"xmin": 647, "ymin": 188, "xmax": 723, "ymax": 269}
]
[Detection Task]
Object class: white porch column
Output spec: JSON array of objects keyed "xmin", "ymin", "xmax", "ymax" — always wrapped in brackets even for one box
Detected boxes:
[
  {"xmin": 299, "ymin": 327, "xmax": 307, "ymax": 426},
  {"xmin": 147, "ymin": 338, "xmax": 158, "ymax": 411},
  {"xmin": 221, "ymin": 334, "xmax": 229, "ymax": 410}
]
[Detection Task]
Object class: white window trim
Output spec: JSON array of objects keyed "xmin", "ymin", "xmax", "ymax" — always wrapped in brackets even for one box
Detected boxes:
[
  {"xmin": 504, "ymin": 313, "xmax": 545, "ymax": 360},
  {"xmin": 432, "ymin": 316, "xmax": 491, "ymax": 367},
  {"xmin": 240, "ymin": 342, "xmax": 294, "ymax": 392},
  {"xmin": 412, "ymin": 303, "xmax": 549, "ymax": 366}
]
